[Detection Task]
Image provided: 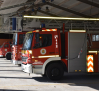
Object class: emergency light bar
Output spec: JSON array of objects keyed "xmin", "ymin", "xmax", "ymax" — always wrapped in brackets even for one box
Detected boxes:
[
  {"xmin": 35, "ymin": 30, "xmax": 39, "ymax": 32},
  {"xmin": 24, "ymin": 15, "xmax": 99, "ymax": 21},
  {"xmin": 42, "ymin": 29, "xmax": 57, "ymax": 31},
  {"xmin": 69, "ymin": 30, "xmax": 86, "ymax": 32}
]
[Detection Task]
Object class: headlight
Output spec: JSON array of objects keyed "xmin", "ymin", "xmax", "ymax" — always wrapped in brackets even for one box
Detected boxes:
[{"xmin": 29, "ymin": 50, "xmax": 32, "ymax": 54}]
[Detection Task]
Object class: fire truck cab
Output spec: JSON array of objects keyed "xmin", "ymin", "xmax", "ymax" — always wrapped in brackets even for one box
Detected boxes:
[
  {"xmin": 21, "ymin": 29, "xmax": 87, "ymax": 80},
  {"xmin": 11, "ymin": 32, "xmax": 26, "ymax": 65},
  {"xmin": 0, "ymin": 42, "xmax": 12, "ymax": 60}
]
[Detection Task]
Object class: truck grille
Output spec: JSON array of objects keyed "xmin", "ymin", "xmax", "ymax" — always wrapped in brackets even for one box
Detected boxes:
[{"xmin": 22, "ymin": 56, "xmax": 28, "ymax": 62}]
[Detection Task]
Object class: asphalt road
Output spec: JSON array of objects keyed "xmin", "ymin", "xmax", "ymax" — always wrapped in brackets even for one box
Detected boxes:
[{"xmin": 0, "ymin": 58, "xmax": 99, "ymax": 91}]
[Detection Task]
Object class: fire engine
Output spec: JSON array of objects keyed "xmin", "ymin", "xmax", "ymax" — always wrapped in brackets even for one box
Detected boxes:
[
  {"xmin": 21, "ymin": 28, "xmax": 97, "ymax": 80},
  {"xmin": 11, "ymin": 32, "xmax": 26, "ymax": 65},
  {"xmin": 0, "ymin": 42, "xmax": 12, "ymax": 60}
]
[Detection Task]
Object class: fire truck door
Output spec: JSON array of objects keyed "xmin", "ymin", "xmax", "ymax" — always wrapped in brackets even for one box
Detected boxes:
[{"xmin": 32, "ymin": 32, "xmax": 55, "ymax": 64}]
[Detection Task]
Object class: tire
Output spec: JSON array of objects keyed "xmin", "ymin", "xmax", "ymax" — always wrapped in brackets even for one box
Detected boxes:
[
  {"xmin": 46, "ymin": 63, "xmax": 64, "ymax": 80},
  {"xmin": 6, "ymin": 53, "xmax": 11, "ymax": 60},
  {"xmin": 42, "ymin": 74, "xmax": 46, "ymax": 77},
  {"xmin": 18, "ymin": 64, "xmax": 21, "ymax": 67}
]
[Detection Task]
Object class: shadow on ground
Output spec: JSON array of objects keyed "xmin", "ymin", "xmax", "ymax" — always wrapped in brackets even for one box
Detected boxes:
[
  {"xmin": 0, "ymin": 76, "xmax": 33, "ymax": 79},
  {"xmin": 0, "ymin": 58, "xmax": 99, "ymax": 90},
  {"xmin": 0, "ymin": 66, "xmax": 19, "ymax": 67},
  {"xmin": 0, "ymin": 89, "xmax": 35, "ymax": 91},
  {"xmin": 32, "ymin": 73, "xmax": 99, "ymax": 90}
]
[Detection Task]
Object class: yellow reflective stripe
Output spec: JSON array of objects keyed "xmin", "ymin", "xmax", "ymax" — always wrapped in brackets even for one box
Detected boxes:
[
  {"xmin": 38, "ymin": 55, "xmax": 59, "ymax": 58},
  {"xmin": 88, "ymin": 51, "xmax": 97, "ymax": 53},
  {"xmin": 32, "ymin": 55, "xmax": 59, "ymax": 58}
]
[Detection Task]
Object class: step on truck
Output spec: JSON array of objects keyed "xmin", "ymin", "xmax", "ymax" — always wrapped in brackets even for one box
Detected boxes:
[
  {"xmin": 11, "ymin": 32, "xmax": 26, "ymax": 65},
  {"xmin": 21, "ymin": 28, "xmax": 88, "ymax": 80},
  {"xmin": 0, "ymin": 42, "xmax": 12, "ymax": 60}
]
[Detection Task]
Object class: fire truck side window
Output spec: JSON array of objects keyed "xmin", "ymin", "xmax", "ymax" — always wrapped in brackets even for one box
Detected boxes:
[
  {"xmin": 4, "ymin": 44, "xmax": 9, "ymax": 48},
  {"xmin": 35, "ymin": 33, "xmax": 52, "ymax": 48},
  {"xmin": 19, "ymin": 34, "xmax": 25, "ymax": 44}
]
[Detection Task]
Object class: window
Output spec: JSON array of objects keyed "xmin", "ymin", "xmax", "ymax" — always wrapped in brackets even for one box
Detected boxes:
[
  {"xmin": 92, "ymin": 35, "xmax": 99, "ymax": 41},
  {"xmin": 34, "ymin": 33, "xmax": 52, "ymax": 48},
  {"xmin": 22, "ymin": 33, "xmax": 33, "ymax": 50},
  {"xmin": 4, "ymin": 44, "xmax": 9, "ymax": 48},
  {"xmin": 19, "ymin": 34, "xmax": 25, "ymax": 44}
]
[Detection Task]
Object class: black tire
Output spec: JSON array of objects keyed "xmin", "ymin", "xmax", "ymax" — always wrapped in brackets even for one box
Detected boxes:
[
  {"xmin": 46, "ymin": 63, "xmax": 64, "ymax": 80},
  {"xmin": 42, "ymin": 74, "xmax": 46, "ymax": 77},
  {"xmin": 18, "ymin": 64, "xmax": 21, "ymax": 67},
  {"xmin": 6, "ymin": 53, "xmax": 11, "ymax": 60}
]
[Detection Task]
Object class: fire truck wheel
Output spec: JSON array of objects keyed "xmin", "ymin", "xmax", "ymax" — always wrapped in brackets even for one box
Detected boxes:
[
  {"xmin": 6, "ymin": 53, "xmax": 11, "ymax": 60},
  {"xmin": 42, "ymin": 74, "xmax": 46, "ymax": 77},
  {"xmin": 18, "ymin": 64, "xmax": 21, "ymax": 67},
  {"xmin": 46, "ymin": 63, "xmax": 64, "ymax": 80}
]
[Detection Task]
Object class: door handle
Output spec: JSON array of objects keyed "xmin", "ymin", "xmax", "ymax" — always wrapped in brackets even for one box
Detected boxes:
[{"xmin": 49, "ymin": 52, "xmax": 55, "ymax": 54}]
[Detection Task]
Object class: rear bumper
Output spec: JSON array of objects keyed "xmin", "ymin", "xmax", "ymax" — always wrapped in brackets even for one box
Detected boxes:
[
  {"xmin": 21, "ymin": 63, "xmax": 33, "ymax": 73},
  {"xmin": 12, "ymin": 60, "xmax": 22, "ymax": 65}
]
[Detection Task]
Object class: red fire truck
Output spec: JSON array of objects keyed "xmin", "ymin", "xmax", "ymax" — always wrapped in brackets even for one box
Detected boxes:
[
  {"xmin": 21, "ymin": 28, "xmax": 89, "ymax": 80},
  {"xmin": 11, "ymin": 32, "xmax": 26, "ymax": 65},
  {"xmin": 0, "ymin": 42, "xmax": 12, "ymax": 60}
]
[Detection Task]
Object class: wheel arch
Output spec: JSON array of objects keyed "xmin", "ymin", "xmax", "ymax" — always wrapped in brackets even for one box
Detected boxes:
[
  {"xmin": 5, "ymin": 52, "xmax": 11, "ymax": 57},
  {"xmin": 42, "ymin": 57, "xmax": 67, "ymax": 74}
]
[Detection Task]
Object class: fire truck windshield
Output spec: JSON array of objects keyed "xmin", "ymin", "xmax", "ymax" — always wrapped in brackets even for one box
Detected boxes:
[
  {"xmin": 22, "ymin": 33, "xmax": 33, "ymax": 50},
  {"xmin": 13, "ymin": 33, "xmax": 18, "ymax": 45},
  {"xmin": 0, "ymin": 43, "xmax": 4, "ymax": 48}
]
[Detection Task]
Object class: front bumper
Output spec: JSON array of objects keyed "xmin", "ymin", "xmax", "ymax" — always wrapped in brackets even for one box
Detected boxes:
[
  {"xmin": 0, "ymin": 55, "xmax": 4, "ymax": 57},
  {"xmin": 12, "ymin": 60, "xmax": 22, "ymax": 65},
  {"xmin": 21, "ymin": 63, "xmax": 33, "ymax": 73}
]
